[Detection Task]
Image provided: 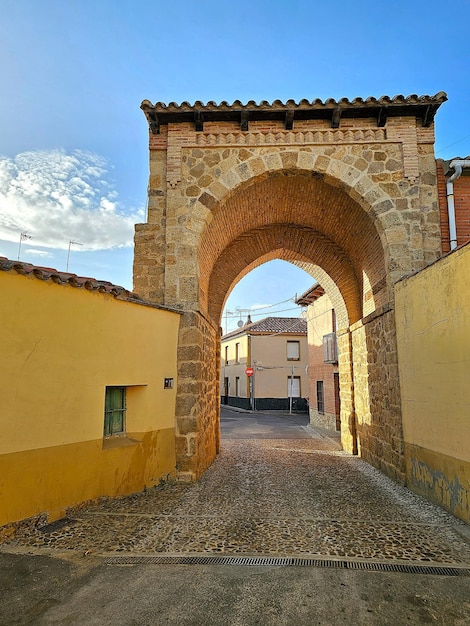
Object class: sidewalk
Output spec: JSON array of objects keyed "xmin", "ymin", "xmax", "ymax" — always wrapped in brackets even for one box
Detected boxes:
[{"xmin": 1, "ymin": 410, "xmax": 469, "ymax": 625}]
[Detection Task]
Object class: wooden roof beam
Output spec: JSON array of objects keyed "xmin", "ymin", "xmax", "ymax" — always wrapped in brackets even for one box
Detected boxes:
[
  {"xmin": 331, "ymin": 107, "xmax": 342, "ymax": 129},
  {"xmin": 285, "ymin": 110, "xmax": 295, "ymax": 130},
  {"xmin": 377, "ymin": 106, "xmax": 388, "ymax": 127},
  {"xmin": 194, "ymin": 110, "xmax": 204, "ymax": 132},
  {"xmin": 240, "ymin": 111, "xmax": 249, "ymax": 131}
]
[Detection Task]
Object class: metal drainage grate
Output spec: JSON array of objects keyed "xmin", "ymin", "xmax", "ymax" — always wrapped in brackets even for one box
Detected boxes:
[{"xmin": 104, "ymin": 555, "xmax": 470, "ymax": 576}]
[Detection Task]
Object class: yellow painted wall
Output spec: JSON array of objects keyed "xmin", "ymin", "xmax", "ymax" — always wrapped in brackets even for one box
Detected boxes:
[
  {"xmin": 250, "ymin": 334, "xmax": 308, "ymax": 399},
  {"xmin": 220, "ymin": 332, "xmax": 308, "ymax": 400},
  {"xmin": 306, "ymin": 294, "xmax": 339, "ymax": 430},
  {"xmin": 395, "ymin": 243, "xmax": 470, "ymax": 522},
  {"xmin": 0, "ymin": 270, "xmax": 180, "ymax": 527},
  {"xmin": 220, "ymin": 334, "xmax": 249, "ymax": 397}
]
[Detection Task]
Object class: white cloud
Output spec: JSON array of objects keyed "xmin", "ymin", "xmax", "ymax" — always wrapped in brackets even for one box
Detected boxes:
[
  {"xmin": 250, "ymin": 303, "xmax": 273, "ymax": 310},
  {"xmin": 0, "ymin": 149, "xmax": 144, "ymax": 250},
  {"xmin": 24, "ymin": 248, "xmax": 53, "ymax": 258}
]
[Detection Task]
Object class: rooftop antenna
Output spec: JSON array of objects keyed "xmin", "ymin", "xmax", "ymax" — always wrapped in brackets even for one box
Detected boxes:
[
  {"xmin": 17, "ymin": 232, "xmax": 32, "ymax": 261},
  {"xmin": 224, "ymin": 310, "xmax": 233, "ymax": 335},
  {"xmin": 66, "ymin": 240, "xmax": 83, "ymax": 272}
]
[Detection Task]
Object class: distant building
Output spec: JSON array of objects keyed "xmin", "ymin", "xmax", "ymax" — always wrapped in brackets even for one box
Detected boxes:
[
  {"xmin": 437, "ymin": 157, "xmax": 470, "ymax": 252},
  {"xmin": 220, "ymin": 317, "xmax": 308, "ymax": 412},
  {"xmin": 296, "ymin": 285, "xmax": 340, "ymax": 431}
]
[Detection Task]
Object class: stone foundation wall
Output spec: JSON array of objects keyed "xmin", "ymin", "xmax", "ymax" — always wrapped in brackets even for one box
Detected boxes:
[{"xmin": 309, "ymin": 409, "xmax": 337, "ymax": 431}]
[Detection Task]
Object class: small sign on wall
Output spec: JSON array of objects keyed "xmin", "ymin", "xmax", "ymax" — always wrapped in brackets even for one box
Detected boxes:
[{"xmin": 164, "ymin": 378, "xmax": 174, "ymax": 389}]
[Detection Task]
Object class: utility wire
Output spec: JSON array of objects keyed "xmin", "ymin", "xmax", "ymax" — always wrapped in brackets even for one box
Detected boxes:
[
  {"xmin": 435, "ymin": 134, "xmax": 470, "ymax": 155},
  {"xmin": 224, "ymin": 296, "xmax": 296, "ymax": 317}
]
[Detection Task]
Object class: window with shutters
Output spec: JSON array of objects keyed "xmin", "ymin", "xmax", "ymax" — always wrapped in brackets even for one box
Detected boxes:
[
  {"xmin": 317, "ymin": 381, "xmax": 325, "ymax": 414},
  {"xmin": 323, "ymin": 332, "xmax": 338, "ymax": 364},
  {"xmin": 288, "ymin": 376, "xmax": 301, "ymax": 397},
  {"xmin": 104, "ymin": 386, "xmax": 126, "ymax": 436},
  {"xmin": 287, "ymin": 340, "xmax": 300, "ymax": 361}
]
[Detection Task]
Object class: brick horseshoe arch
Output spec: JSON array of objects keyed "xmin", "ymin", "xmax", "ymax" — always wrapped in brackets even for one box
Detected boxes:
[{"xmin": 135, "ymin": 94, "xmax": 445, "ymax": 483}]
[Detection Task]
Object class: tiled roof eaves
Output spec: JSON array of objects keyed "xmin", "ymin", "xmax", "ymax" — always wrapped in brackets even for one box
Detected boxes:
[
  {"xmin": 141, "ymin": 93, "xmax": 447, "ymax": 132},
  {"xmin": 296, "ymin": 283, "xmax": 325, "ymax": 306},
  {"xmin": 222, "ymin": 317, "xmax": 306, "ymax": 339},
  {"xmin": 250, "ymin": 330, "xmax": 306, "ymax": 335},
  {"xmin": 437, "ymin": 157, "xmax": 470, "ymax": 177},
  {"xmin": 0, "ymin": 257, "xmax": 182, "ymax": 314},
  {"xmin": 142, "ymin": 92, "xmax": 447, "ymax": 112}
]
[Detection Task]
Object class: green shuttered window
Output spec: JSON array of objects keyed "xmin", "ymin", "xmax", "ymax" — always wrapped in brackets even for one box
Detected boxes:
[{"xmin": 104, "ymin": 386, "xmax": 126, "ymax": 436}]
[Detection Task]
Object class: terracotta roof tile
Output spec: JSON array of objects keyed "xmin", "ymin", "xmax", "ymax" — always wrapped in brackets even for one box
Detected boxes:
[
  {"xmin": 0, "ymin": 256, "xmax": 143, "ymax": 301},
  {"xmin": 142, "ymin": 93, "xmax": 447, "ymax": 133},
  {"xmin": 223, "ymin": 316, "xmax": 306, "ymax": 339},
  {"xmin": 142, "ymin": 92, "xmax": 447, "ymax": 112},
  {"xmin": 296, "ymin": 283, "xmax": 325, "ymax": 306}
]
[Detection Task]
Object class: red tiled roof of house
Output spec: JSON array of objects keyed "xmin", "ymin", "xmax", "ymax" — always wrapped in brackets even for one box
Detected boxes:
[
  {"xmin": 0, "ymin": 256, "xmax": 181, "ymax": 313},
  {"xmin": 222, "ymin": 316, "xmax": 306, "ymax": 340},
  {"xmin": 0, "ymin": 256, "xmax": 141, "ymax": 298}
]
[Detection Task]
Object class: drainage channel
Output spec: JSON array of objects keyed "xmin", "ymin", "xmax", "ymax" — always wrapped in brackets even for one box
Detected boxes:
[{"xmin": 104, "ymin": 555, "xmax": 470, "ymax": 576}]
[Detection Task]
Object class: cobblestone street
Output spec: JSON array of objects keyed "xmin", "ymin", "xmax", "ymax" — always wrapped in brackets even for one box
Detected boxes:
[{"xmin": 6, "ymin": 408, "xmax": 470, "ymax": 567}]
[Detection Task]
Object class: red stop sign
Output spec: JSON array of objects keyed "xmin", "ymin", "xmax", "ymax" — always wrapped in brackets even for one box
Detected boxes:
[{"xmin": 245, "ymin": 367, "xmax": 254, "ymax": 377}]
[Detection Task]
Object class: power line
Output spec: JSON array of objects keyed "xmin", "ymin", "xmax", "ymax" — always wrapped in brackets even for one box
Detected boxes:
[
  {"xmin": 248, "ymin": 306, "xmax": 300, "ymax": 317},
  {"xmin": 435, "ymin": 134, "xmax": 470, "ymax": 155},
  {"xmin": 224, "ymin": 295, "xmax": 298, "ymax": 318}
]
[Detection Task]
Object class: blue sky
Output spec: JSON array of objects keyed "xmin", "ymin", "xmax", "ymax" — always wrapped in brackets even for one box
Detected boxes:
[{"xmin": 1, "ymin": 0, "xmax": 469, "ymax": 331}]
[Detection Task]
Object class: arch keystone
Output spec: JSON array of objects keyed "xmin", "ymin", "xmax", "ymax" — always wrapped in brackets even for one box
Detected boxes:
[
  {"xmin": 297, "ymin": 151, "xmax": 316, "ymax": 170},
  {"xmin": 263, "ymin": 152, "xmax": 283, "ymax": 171}
]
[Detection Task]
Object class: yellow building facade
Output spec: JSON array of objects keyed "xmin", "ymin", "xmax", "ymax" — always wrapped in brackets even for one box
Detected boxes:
[
  {"xmin": 395, "ymin": 243, "xmax": 470, "ymax": 522},
  {"xmin": 221, "ymin": 318, "xmax": 308, "ymax": 411},
  {"xmin": 0, "ymin": 261, "xmax": 180, "ymax": 528},
  {"xmin": 297, "ymin": 286, "xmax": 340, "ymax": 431}
]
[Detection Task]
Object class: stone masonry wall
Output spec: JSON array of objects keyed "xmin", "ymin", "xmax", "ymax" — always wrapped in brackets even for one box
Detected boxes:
[
  {"xmin": 175, "ymin": 310, "xmax": 220, "ymax": 480},
  {"xmin": 337, "ymin": 329, "xmax": 357, "ymax": 455},
  {"xmin": 351, "ymin": 306, "xmax": 404, "ymax": 484}
]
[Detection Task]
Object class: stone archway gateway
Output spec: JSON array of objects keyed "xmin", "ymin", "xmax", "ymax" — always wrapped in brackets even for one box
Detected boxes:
[{"xmin": 134, "ymin": 93, "xmax": 447, "ymax": 483}]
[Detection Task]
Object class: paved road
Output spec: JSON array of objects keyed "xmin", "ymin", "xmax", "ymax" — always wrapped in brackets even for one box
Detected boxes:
[
  {"xmin": 220, "ymin": 405, "xmax": 317, "ymax": 438},
  {"xmin": 1, "ymin": 407, "xmax": 469, "ymax": 625}
]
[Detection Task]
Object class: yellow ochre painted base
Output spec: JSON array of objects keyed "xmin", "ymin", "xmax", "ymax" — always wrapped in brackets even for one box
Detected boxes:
[
  {"xmin": 0, "ymin": 428, "xmax": 176, "ymax": 527},
  {"xmin": 405, "ymin": 443, "xmax": 470, "ymax": 524}
]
